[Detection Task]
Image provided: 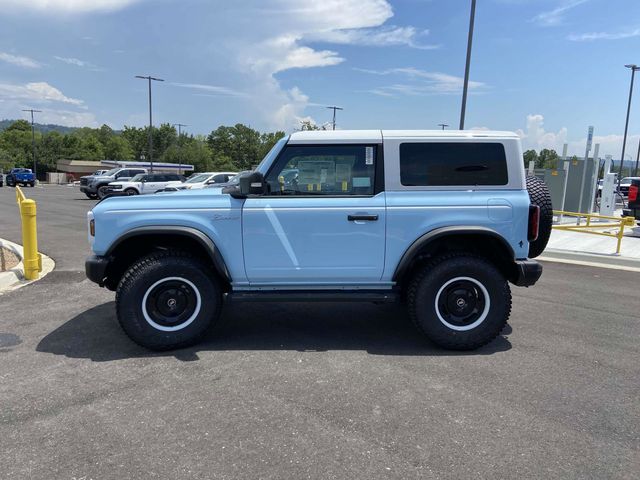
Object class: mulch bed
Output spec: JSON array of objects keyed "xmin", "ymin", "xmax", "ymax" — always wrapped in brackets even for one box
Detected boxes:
[{"xmin": 0, "ymin": 246, "xmax": 20, "ymax": 272}]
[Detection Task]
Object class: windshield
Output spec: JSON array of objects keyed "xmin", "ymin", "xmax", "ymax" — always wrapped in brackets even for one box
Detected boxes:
[
  {"xmin": 130, "ymin": 174, "xmax": 145, "ymax": 182},
  {"xmin": 255, "ymin": 137, "xmax": 288, "ymax": 174},
  {"xmin": 186, "ymin": 173, "xmax": 211, "ymax": 184}
]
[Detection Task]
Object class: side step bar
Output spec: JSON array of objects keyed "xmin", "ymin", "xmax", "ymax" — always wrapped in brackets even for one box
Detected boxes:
[{"xmin": 226, "ymin": 290, "xmax": 399, "ymax": 303}]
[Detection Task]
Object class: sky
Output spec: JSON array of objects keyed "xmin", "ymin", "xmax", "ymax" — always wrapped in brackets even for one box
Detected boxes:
[{"xmin": 0, "ymin": 0, "xmax": 639, "ymax": 157}]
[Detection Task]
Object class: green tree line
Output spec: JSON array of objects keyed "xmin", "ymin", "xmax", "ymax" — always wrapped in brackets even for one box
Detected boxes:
[
  {"xmin": 0, "ymin": 120, "xmax": 285, "ymax": 176},
  {"xmin": 523, "ymin": 148, "xmax": 580, "ymax": 170}
]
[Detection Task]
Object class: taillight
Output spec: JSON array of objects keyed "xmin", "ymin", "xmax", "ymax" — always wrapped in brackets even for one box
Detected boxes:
[
  {"xmin": 528, "ymin": 205, "xmax": 540, "ymax": 242},
  {"xmin": 629, "ymin": 185, "xmax": 638, "ymax": 203}
]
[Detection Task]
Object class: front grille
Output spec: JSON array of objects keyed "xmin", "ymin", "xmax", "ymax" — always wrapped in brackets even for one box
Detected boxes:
[{"xmin": 80, "ymin": 178, "xmax": 88, "ymax": 186}]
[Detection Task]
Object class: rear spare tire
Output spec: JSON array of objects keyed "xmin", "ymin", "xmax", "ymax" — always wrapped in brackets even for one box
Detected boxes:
[{"xmin": 526, "ymin": 175, "xmax": 553, "ymax": 258}]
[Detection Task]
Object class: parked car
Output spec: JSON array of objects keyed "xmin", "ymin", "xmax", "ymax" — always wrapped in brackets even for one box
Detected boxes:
[
  {"xmin": 203, "ymin": 170, "xmax": 251, "ymax": 193},
  {"xmin": 618, "ymin": 177, "xmax": 640, "ymax": 197},
  {"xmin": 173, "ymin": 171, "xmax": 237, "ymax": 190},
  {"xmin": 86, "ymin": 130, "xmax": 551, "ymax": 352},
  {"xmin": 623, "ymin": 179, "xmax": 640, "ymax": 224},
  {"xmin": 107, "ymin": 173, "xmax": 185, "ymax": 196},
  {"xmin": 5, "ymin": 168, "xmax": 36, "ymax": 187},
  {"xmin": 80, "ymin": 167, "xmax": 147, "ymax": 199}
]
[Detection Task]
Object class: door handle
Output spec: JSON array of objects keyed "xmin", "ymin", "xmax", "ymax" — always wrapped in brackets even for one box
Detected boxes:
[{"xmin": 348, "ymin": 214, "xmax": 379, "ymax": 221}]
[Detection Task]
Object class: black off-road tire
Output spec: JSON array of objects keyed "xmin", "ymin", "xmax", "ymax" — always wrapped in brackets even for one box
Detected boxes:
[
  {"xmin": 124, "ymin": 188, "xmax": 138, "ymax": 195},
  {"xmin": 407, "ymin": 254, "xmax": 511, "ymax": 350},
  {"xmin": 526, "ymin": 175, "xmax": 553, "ymax": 258},
  {"xmin": 115, "ymin": 250, "xmax": 222, "ymax": 350}
]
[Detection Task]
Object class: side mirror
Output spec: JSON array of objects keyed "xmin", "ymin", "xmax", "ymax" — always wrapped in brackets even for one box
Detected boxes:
[{"xmin": 240, "ymin": 171, "xmax": 266, "ymax": 196}]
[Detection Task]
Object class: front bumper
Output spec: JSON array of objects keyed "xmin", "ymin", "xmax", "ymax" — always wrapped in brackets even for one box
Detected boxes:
[
  {"xmin": 85, "ymin": 255, "xmax": 109, "ymax": 286},
  {"xmin": 512, "ymin": 260, "xmax": 543, "ymax": 287},
  {"xmin": 80, "ymin": 185, "xmax": 96, "ymax": 194}
]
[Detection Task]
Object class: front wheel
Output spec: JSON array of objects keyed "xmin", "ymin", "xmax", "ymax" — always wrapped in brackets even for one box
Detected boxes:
[
  {"xmin": 124, "ymin": 188, "xmax": 138, "ymax": 195},
  {"xmin": 116, "ymin": 250, "xmax": 222, "ymax": 350},
  {"xmin": 97, "ymin": 185, "xmax": 110, "ymax": 199},
  {"xmin": 408, "ymin": 254, "xmax": 511, "ymax": 350}
]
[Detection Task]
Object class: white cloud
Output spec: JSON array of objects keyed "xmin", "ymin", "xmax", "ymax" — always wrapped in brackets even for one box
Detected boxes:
[
  {"xmin": 356, "ymin": 67, "xmax": 486, "ymax": 96},
  {"xmin": 0, "ymin": 81, "xmax": 84, "ymax": 106},
  {"xmin": 54, "ymin": 56, "xmax": 103, "ymax": 71},
  {"xmin": 516, "ymin": 114, "xmax": 568, "ymax": 151},
  {"xmin": 0, "ymin": 52, "xmax": 41, "ymax": 68},
  {"xmin": 0, "ymin": 0, "xmax": 143, "ymax": 13},
  {"xmin": 568, "ymin": 27, "xmax": 640, "ymax": 41},
  {"xmin": 306, "ymin": 26, "xmax": 439, "ymax": 49},
  {"xmin": 170, "ymin": 82, "xmax": 248, "ymax": 97},
  {"xmin": 531, "ymin": 0, "xmax": 588, "ymax": 27},
  {"xmin": 36, "ymin": 109, "xmax": 98, "ymax": 128}
]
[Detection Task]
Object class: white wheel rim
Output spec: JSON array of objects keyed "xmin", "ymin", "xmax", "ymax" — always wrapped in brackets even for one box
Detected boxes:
[
  {"xmin": 141, "ymin": 277, "xmax": 202, "ymax": 332},
  {"xmin": 434, "ymin": 276, "xmax": 490, "ymax": 331}
]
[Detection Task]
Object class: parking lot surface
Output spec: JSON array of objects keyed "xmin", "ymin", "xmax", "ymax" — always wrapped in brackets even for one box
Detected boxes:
[{"xmin": 1, "ymin": 185, "xmax": 638, "ymax": 479}]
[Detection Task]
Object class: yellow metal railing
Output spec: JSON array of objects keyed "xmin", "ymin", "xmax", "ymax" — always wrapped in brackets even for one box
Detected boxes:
[
  {"xmin": 15, "ymin": 186, "xmax": 42, "ymax": 280},
  {"xmin": 552, "ymin": 210, "xmax": 636, "ymax": 254}
]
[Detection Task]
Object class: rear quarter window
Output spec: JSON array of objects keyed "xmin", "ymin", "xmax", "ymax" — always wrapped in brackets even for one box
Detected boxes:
[{"xmin": 399, "ymin": 142, "xmax": 508, "ymax": 186}]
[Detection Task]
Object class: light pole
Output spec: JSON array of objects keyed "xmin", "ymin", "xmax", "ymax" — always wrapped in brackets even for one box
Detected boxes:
[
  {"xmin": 22, "ymin": 109, "xmax": 41, "ymax": 180},
  {"xmin": 326, "ymin": 106, "xmax": 343, "ymax": 130},
  {"xmin": 634, "ymin": 137, "xmax": 640, "ymax": 176},
  {"xmin": 135, "ymin": 75, "xmax": 164, "ymax": 173},
  {"xmin": 459, "ymin": 0, "xmax": 476, "ymax": 130},
  {"xmin": 438, "ymin": 123, "xmax": 449, "ymax": 130},
  {"xmin": 172, "ymin": 123, "xmax": 188, "ymax": 175},
  {"xmin": 619, "ymin": 64, "xmax": 639, "ymax": 186}
]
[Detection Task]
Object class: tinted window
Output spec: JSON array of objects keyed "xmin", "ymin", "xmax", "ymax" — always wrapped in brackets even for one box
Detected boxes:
[
  {"xmin": 399, "ymin": 142, "xmax": 508, "ymax": 186},
  {"xmin": 266, "ymin": 145, "xmax": 376, "ymax": 196},
  {"xmin": 212, "ymin": 174, "xmax": 227, "ymax": 183},
  {"xmin": 165, "ymin": 174, "xmax": 180, "ymax": 181}
]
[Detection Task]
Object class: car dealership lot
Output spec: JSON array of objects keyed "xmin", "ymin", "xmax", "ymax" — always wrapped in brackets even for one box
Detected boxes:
[{"xmin": 0, "ymin": 185, "xmax": 638, "ymax": 479}]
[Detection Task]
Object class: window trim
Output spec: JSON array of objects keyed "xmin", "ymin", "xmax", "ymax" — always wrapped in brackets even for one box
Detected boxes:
[{"xmin": 263, "ymin": 143, "xmax": 384, "ymax": 198}]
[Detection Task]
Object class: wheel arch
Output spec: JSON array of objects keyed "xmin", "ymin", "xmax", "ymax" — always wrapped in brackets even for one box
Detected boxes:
[
  {"xmin": 393, "ymin": 226, "xmax": 517, "ymax": 287},
  {"xmin": 104, "ymin": 226, "xmax": 231, "ymax": 291}
]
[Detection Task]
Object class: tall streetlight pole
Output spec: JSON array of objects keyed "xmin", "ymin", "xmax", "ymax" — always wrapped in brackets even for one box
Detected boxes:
[
  {"xmin": 326, "ymin": 106, "xmax": 343, "ymax": 130},
  {"xmin": 135, "ymin": 75, "xmax": 164, "ymax": 173},
  {"xmin": 619, "ymin": 64, "xmax": 639, "ymax": 186},
  {"xmin": 634, "ymin": 137, "xmax": 640, "ymax": 177},
  {"xmin": 22, "ymin": 109, "xmax": 42, "ymax": 180},
  {"xmin": 459, "ymin": 0, "xmax": 476, "ymax": 130},
  {"xmin": 438, "ymin": 123, "xmax": 449, "ymax": 130},
  {"xmin": 172, "ymin": 123, "xmax": 188, "ymax": 175}
]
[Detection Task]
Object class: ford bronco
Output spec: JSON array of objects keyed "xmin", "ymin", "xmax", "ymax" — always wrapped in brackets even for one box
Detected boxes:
[{"xmin": 86, "ymin": 130, "xmax": 552, "ymax": 351}]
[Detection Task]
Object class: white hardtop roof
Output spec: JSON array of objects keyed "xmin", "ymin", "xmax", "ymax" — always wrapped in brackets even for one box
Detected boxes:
[{"xmin": 288, "ymin": 129, "xmax": 518, "ymax": 143}]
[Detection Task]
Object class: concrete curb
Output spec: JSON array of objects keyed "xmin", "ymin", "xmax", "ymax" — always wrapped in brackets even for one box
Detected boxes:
[{"xmin": 0, "ymin": 238, "xmax": 55, "ymax": 294}]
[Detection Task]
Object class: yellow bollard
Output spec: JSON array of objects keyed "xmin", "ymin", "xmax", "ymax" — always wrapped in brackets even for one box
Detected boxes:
[{"xmin": 15, "ymin": 186, "xmax": 41, "ymax": 280}]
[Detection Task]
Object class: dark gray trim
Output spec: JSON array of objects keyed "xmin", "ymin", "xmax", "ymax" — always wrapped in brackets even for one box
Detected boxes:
[
  {"xmin": 512, "ymin": 260, "xmax": 542, "ymax": 287},
  {"xmin": 227, "ymin": 290, "xmax": 398, "ymax": 303},
  {"xmin": 106, "ymin": 226, "xmax": 231, "ymax": 282},
  {"xmin": 392, "ymin": 226, "xmax": 515, "ymax": 282}
]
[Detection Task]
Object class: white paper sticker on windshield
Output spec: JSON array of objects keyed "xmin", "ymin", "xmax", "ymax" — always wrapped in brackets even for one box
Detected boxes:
[{"xmin": 365, "ymin": 146, "xmax": 374, "ymax": 165}]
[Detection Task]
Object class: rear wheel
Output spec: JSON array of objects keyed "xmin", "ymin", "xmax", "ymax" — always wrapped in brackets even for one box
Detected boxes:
[
  {"xmin": 408, "ymin": 254, "xmax": 511, "ymax": 350},
  {"xmin": 116, "ymin": 250, "xmax": 222, "ymax": 350}
]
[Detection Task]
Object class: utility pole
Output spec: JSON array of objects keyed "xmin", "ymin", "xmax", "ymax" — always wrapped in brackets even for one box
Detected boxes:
[
  {"xmin": 172, "ymin": 123, "xmax": 188, "ymax": 175},
  {"xmin": 326, "ymin": 106, "xmax": 343, "ymax": 130},
  {"xmin": 619, "ymin": 64, "xmax": 639, "ymax": 186},
  {"xmin": 438, "ymin": 123, "xmax": 449, "ymax": 130},
  {"xmin": 459, "ymin": 0, "xmax": 476, "ymax": 130},
  {"xmin": 22, "ymin": 109, "xmax": 42, "ymax": 180},
  {"xmin": 135, "ymin": 75, "xmax": 164, "ymax": 173}
]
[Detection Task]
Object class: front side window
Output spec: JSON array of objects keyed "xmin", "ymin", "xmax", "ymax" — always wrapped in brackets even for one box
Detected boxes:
[
  {"xmin": 399, "ymin": 142, "xmax": 508, "ymax": 186},
  {"xmin": 265, "ymin": 145, "xmax": 376, "ymax": 196}
]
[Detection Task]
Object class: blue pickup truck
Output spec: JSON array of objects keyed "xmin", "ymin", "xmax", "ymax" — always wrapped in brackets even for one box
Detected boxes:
[
  {"xmin": 6, "ymin": 168, "xmax": 36, "ymax": 187},
  {"xmin": 85, "ymin": 130, "xmax": 552, "ymax": 351}
]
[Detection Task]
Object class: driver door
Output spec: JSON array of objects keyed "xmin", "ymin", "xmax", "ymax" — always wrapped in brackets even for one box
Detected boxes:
[{"xmin": 242, "ymin": 143, "xmax": 386, "ymax": 285}]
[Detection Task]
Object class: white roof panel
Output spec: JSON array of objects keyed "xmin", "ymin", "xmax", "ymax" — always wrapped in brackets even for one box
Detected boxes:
[{"xmin": 288, "ymin": 130, "xmax": 382, "ymax": 144}]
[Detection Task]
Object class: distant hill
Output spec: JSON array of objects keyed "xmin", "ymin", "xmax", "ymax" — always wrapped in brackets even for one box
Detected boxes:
[{"xmin": 0, "ymin": 119, "xmax": 78, "ymax": 134}]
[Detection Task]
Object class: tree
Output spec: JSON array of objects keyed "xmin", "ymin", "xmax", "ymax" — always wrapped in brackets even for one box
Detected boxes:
[
  {"xmin": 104, "ymin": 136, "xmax": 134, "ymax": 160},
  {"xmin": 537, "ymin": 149, "xmax": 559, "ymax": 169},
  {"xmin": 523, "ymin": 149, "xmax": 538, "ymax": 169},
  {"xmin": 5, "ymin": 119, "xmax": 31, "ymax": 132}
]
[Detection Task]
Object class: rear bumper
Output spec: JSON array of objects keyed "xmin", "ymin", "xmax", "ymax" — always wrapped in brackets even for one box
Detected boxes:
[
  {"xmin": 512, "ymin": 260, "xmax": 543, "ymax": 287},
  {"xmin": 85, "ymin": 255, "xmax": 109, "ymax": 286}
]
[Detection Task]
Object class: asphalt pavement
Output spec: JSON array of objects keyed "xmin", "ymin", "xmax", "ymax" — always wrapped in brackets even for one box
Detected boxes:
[{"xmin": 0, "ymin": 185, "xmax": 638, "ymax": 479}]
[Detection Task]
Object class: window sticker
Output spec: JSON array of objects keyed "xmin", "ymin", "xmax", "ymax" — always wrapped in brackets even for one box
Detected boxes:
[
  {"xmin": 335, "ymin": 163, "xmax": 351, "ymax": 182},
  {"xmin": 365, "ymin": 146, "xmax": 374, "ymax": 165},
  {"xmin": 353, "ymin": 176, "xmax": 371, "ymax": 187},
  {"xmin": 297, "ymin": 160, "xmax": 335, "ymax": 185}
]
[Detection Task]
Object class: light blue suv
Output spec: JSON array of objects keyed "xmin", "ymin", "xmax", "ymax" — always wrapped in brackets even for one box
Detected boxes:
[{"xmin": 86, "ymin": 130, "xmax": 552, "ymax": 351}]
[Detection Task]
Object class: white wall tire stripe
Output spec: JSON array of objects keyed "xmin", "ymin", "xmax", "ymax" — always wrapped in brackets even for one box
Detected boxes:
[
  {"xmin": 434, "ymin": 276, "xmax": 490, "ymax": 331},
  {"xmin": 141, "ymin": 277, "xmax": 202, "ymax": 332}
]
